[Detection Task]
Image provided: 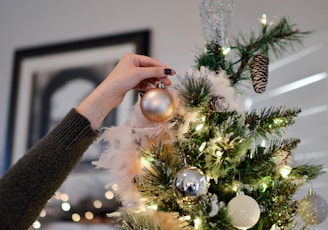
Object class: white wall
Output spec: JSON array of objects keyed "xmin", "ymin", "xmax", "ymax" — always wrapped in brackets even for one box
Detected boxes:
[{"xmin": 1, "ymin": 0, "xmax": 328, "ymax": 228}]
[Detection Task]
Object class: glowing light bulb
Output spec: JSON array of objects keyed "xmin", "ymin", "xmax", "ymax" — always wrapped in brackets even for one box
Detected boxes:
[
  {"xmin": 72, "ymin": 213, "xmax": 81, "ymax": 222},
  {"xmin": 93, "ymin": 200, "xmax": 102, "ymax": 209},
  {"xmin": 222, "ymin": 47, "xmax": 231, "ymax": 55},
  {"xmin": 199, "ymin": 142, "xmax": 206, "ymax": 151},
  {"xmin": 61, "ymin": 202, "xmax": 71, "ymax": 212},
  {"xmin": 195, "ymin": 123, "xmax": 204, "ymax": 131},
  {"xmin": 260, "ymin": 14, "xmax": 267, "ymax": 25},
  {"xmin": 85, "ymin": 211, "xmax": 94, "ymax": 220},
  {"xmin": 279, "ymin": 165, "xmax": 292, "ymax": 178},
  {"xmin": 105, "ymin": 190, "xmax": 114, "ymax": 200}
]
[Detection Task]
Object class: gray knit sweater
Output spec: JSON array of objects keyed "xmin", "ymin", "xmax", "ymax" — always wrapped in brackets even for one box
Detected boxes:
[{"xmin": 0, "ymin": 109, "xmax": 98, "ymax": 230}]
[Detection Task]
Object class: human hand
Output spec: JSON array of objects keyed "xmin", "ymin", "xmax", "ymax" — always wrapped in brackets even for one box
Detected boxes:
[
  {"xmin": 77, "ymin": 53, "xmax": 175, "ymax": 129},
  {"xmin": 104, "ymin": 53, "xmax": 175, "ymax": 105}
]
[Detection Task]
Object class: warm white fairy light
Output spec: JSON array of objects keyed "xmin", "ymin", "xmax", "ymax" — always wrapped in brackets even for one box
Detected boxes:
[
  {"xmin": 39, "ymin": 209, "xmax": 47, "ymax": 218},
  {"xmin": 179, "ymin": 215, "xmax": 191, "ymax": 221},
  {"xmin": 60, "ymin": 193, "xmax": 69, "ymax": 202},
  {"xmin": 85, "ymin": 211, "xmax": 94, "ymax": 220},
  {"xmin": 279, "ymin": 165, "xmax": 292, "ymax": 178},
  {"xmin": 148, "ymin": 203, "xmax": 158, "ymax": 210},
  {"xmin": 72, "ymin": 213, "xmax": 81, "ymax": 222},
  {"xmin": 260, "ymin": 139, "xmax": 266, "ymax": 147},
  {"xmin": 195, "ymin": 123, "xmax": 204, "ymax": 131},
  {"xmin": 61, "ymin": 202, "xmax": 71, "ymax": 212},
  {"xmin": 199, "ymin": 142, "xmax": 207, "ymax": 151},
  {"xmin": 105, "ymin": 190, "xmax": 114, "ymax": 200},
  {"xmin": 194, "ymin": 217, "xmax": 202, "ymax": 229},
  {"xmin": 32, "ymin": 220, "xmax": 41, "ymax": 229},
  {"xmin": 216, "ymin": 150, "xmax": 223, "ymax": 158},
  {"xmin": 93, "ymin": 200, "xmax": 103, "ymax": 209},
  {"xmin": 112, "ymin": 184, "xmax": 119, "ymax": 191},
  {"xmin": 260, "ymin": 14, "xmax": 267, "ymax": 25},
  {"xmin": 222, "ymin": 46, "xmax": 231, "ymax": 55}
]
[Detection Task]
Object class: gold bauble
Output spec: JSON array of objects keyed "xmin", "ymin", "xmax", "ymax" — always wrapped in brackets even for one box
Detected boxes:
[{"xmin": 140, "ymin": 88, "xmax": 174, "ymax": 122}]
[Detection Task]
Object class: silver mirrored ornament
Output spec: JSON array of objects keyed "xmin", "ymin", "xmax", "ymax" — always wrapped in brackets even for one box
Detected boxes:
[{"xmin": 173, "ymin": 166, "xmax": 208, "ymax": 201}]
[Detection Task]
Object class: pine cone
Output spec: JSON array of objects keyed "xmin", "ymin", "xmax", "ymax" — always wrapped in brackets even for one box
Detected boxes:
[
  {"xmin": 210, "ymin": 95, "xmax": 229, "ymax": 112},
  {"xmin": 250, "ymin": 54, "xmax": 269, "ymax": 94}
]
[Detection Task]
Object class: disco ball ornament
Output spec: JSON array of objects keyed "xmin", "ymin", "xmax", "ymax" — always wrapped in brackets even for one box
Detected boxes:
[
  {"xmin": 298, "ymin": 189, "xmax": 328, "ymax": 225},
  {"xmin": 140, "ymin": 88, "xmax": 174, "ymax": 122},
  {"xmin": 227, "ymin": 191, "xmax": 261, "ymax": 229},
  {"xmin": 173, "ymin": 166, "xmax": 208, "ymax": 201}
]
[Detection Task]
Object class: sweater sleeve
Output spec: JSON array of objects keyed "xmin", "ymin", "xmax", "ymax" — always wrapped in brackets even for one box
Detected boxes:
[{"xmin": 0, "ymin": 108, "xmax": 99, "ymax": 230}]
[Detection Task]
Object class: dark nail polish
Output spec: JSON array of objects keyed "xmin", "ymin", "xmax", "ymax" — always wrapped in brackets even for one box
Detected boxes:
[{"xmin": 164, "ymin": 68, "xmax": 172, "ymax": 74}]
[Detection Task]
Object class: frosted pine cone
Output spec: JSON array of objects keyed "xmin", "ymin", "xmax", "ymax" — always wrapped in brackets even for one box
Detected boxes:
[
  {"xmin": 210, "ymin": 95, "xmax": 229, "ymax": 112},
  {"xmin": 250, "ymin": 54, "xmax": 269, "ymax": 94}
]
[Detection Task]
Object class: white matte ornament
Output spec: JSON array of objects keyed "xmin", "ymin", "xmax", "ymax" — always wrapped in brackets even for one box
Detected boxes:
[
  {"xmin": 140, "ymin": 88, "xmax": 174, "ymax": 122},
  {"xmin": 227, "ymin": 192, "xmax": 261, "ymax": 229}
]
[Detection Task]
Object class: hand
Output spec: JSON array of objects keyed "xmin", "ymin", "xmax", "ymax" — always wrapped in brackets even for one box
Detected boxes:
[{"xmin": 76, "ymin": 53, "xmax": 175, "ymax": 129}]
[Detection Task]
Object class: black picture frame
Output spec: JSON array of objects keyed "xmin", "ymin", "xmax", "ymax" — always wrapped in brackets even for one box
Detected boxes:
[{"xmin": 4, "ymin": 30, "xmax": 150, "ymax": 172}]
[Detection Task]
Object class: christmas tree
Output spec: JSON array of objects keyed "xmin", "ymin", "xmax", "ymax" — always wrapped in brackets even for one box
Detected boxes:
[{"xmin": 94, "ymin": 1, "xmax": 327, "ymax": 229}]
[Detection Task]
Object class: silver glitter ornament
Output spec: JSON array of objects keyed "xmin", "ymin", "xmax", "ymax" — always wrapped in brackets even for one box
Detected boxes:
[
  {"xmin": 140, "ymin": 88, "xmax": 174, "ymax": 122},
  {"xmin": 298, "ymin": 189, "xmax": 328, "ymax": 225},
  {"xmin": 174, "ymin": 167, "xmax": 208, "ymax": 201}
]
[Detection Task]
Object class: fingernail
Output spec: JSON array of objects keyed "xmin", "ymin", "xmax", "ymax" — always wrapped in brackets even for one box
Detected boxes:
[{"xmin": 164, "ymin": 68, "xmax": 172, "ymax": 75}]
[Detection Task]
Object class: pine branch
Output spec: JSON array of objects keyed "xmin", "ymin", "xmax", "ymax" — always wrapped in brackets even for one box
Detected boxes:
[
  {"xmin": 230, "ymin": 17, "xmax": 311, "ymax": 85},
  {"xmin": 245, "ymin": 106, "xmax": 301, "ymax": 138},
  {"xmin": 290, "ymin": 164, "xmax": 323, "ymax": 181},
  {"xmin": 179, "ymin": 74, "xmax": 212, "ymax": 108}
]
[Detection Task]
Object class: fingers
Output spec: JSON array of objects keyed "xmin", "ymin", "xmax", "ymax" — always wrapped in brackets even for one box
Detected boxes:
[{"xmin": 129, "ymin": 53, "xmax": 168, "ymax": 68}]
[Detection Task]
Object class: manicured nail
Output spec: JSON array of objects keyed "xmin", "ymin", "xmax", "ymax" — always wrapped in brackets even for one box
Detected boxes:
[{"xmin": 164, "ymin": 68, "xmax": 172, "ymax": 75}]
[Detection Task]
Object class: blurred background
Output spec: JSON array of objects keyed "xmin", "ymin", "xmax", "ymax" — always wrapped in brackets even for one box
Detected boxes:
[{"xmin": 0, "ymin": 0, "xmax": 327, "ymax": 229}]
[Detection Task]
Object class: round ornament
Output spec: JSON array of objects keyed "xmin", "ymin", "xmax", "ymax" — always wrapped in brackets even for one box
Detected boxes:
[
  {"xmin": 298, "ymin": 189, "xmax": 328, "ymax": 225},
  {"xmin": 140, "ymin": 88, "xmax": 174, "ymax": 122},
  {"xmin": 227, "ymin": 191, "xmax": 261, "ymax": 229},
  {"xmin": 173, "ymin": 167, "xmax": 208, "ymax": 201}
]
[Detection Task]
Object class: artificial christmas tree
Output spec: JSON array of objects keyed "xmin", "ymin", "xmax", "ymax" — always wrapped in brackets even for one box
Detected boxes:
[{"xmin": 94, "ymin": 1, "xmax": 326, "ymax": 229}]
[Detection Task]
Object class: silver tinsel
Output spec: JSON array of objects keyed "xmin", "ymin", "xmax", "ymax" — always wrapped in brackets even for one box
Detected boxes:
[
  {"xmin": 298, "ymin": 189, "xmax": 328, "ymax": 225},
  {"xmin": 199, "ymin": 0, "xmax": 235, "ymax": 47}
]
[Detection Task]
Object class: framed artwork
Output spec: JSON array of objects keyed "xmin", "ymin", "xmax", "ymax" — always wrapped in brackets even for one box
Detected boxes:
[{"xmin": 4, "ymin": 30, "xmax": 150, "ymax": 170}]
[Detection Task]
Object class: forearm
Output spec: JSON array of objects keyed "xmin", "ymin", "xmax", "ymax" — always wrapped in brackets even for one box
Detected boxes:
[{"xmin": 0, "ymin": 109, "xmax": 98, "ymax": 230}]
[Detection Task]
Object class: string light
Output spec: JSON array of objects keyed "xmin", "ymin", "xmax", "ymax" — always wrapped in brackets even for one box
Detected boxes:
[
  {"xmin": 32, "ymin": 220, "xmax": 41, "ymax": 229},
  {"xmin": 222, "ymin": 47, "xmax": 231, "ymax": 55},
  {"xmin": 260, "ymin": 14, "xmax": 267, "ymax": 25},
  {"xmin": 105, "ymin": 190, "xmax": 114, "ymax": 200},
  {"xmin": 85, "ymin": 211, "xmax": 94, "ymax": 220},
  {"xmin": 194, "ymin": 217, "xmax": 202, "ymax": 229},
  {"xmin": 61, "ymin": 202, "xmax": 71, "ymax": 212},
  {"xmin": 72, "ymin": 213, "xmax": 81, "ymax": 222},
  {"xmin": 279, "ymin": 165, "xmax": 292, "ymax": 178},
  {"xmin": 93, "ymin": 200, "xmax": 103, "ymax": 209},
  {"xmin": 199, "ymin": 142, "xmax": 207, "ymax": 151}
]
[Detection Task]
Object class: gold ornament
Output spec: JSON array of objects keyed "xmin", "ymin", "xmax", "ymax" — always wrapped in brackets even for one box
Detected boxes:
[
  {"xmin": 140, "ymin": 88, "xmax": 174, "ymax": 122},
  {"xmin": 298, "ymin": 189, "xmax": 328, "ymax": 225}
]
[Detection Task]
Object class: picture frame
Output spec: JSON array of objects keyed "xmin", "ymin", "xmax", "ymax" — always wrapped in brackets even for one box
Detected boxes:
[{"xmin": 4, "ymin": 29, "xmax": 150, "ymax": 171}]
